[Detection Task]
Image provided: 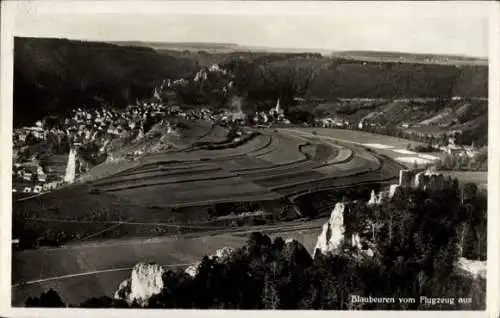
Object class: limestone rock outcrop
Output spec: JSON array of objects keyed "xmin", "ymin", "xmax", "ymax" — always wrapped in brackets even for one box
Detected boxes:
[
  {"xmin": 184, "ymin": 246, "xmax": 234, "ymax": 278},
  {"xmin": 214, "ymin": 246, "xmax": 234, "ymax": 260},
  {"xmin": 63, "ymin": 147, "xmax": 78, "ymax": 184},
  {"xmin": 456, "ymin": 257, "xmax": 486, "ymax": 279},
  {"xmin": 313, "ymin": 202, "xmax": 346, "ymax": 257},
  {"xmin": 350, "ymin": 233, "xmax": 375, "ymax": 258},
  {"xmin": 313, "ymin": 202, "xmax": 377, "ymax": 259},
  {"xmin": 114, "ymin": 262, "xmax": 165, "ymax": 307},
  {"xmin": 114, "ymin": 278, "xmax": 132, "ymax": 301},
  {"xmin": 367, "ymin": 189, "xmax": 382, "ymax": 206},
  {"xmin": 388, "ymin": 184, "xmax": 400, "ymax": 198}
]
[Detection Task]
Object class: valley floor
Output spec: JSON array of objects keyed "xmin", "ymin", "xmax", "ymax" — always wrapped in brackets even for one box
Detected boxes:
[{"xmin": 12, "ymin": 219, "xmax": 324, "ymax": 306}]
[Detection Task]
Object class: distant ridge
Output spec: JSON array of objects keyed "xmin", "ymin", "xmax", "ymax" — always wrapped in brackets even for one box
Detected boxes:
[
  {"xmin": 13, "ymin": 36, "xmax": 488, "ymax": 128},
  {"xmin": 330, "ymin": 50, "xmax": 488, "ymax": 66},
  {"xmin": 109, "ymin": 40, "xmax": 487, "ymax": 65}
]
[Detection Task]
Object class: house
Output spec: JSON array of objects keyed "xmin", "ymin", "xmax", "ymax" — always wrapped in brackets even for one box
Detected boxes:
[
  {"xmin": 24, "ymin": 126, "xmax": 45, "ymax": 139},
  {"xmin": 22, "ymin": 172, "xmax": 33, "ymax": 181},
  {"xmin": 37, "ymin": 165, "xmax": 47, "ymax": 181},
  {"xmin": 37, "ymin": 173, "xmax": 47, "ymax": 182}
]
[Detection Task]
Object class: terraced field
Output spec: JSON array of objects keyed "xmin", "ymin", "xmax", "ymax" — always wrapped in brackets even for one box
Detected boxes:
[
  {"xmin": 80, "ymin": 128, "xmax": 400, "ymax": 207},
  {"xmin": 12, "ymin": 124, "xmax": 408, "ymax": 307},
  {"xmin": 14, "ymin": 126, "xmax": 403, "ymax": 222}
]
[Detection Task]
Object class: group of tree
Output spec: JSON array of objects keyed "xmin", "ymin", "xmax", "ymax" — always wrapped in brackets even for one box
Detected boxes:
[
  {"xmin": 26, "ymin": 179, "xmax": 486, "ymax": 309},
  {"xmin": 15, "ymin": 37, "xmax": 487, "ymax": 128},
  {"xmin": 406, "ymin": 143, "xmax": 436, "ymax": 153},
  {"xmin": 437, "ymin": 148, "xmax": 487, "ymax": 171}
]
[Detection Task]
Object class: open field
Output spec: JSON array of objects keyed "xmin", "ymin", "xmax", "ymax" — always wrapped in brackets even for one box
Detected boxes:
[
  {"xmin": 281, "ymin": 128, "xmax": 442, "ymax": 168},
  {"xmin": 12, "ymin": 126, "xmax": 408, "ymax": 305},
  {"xmin": 14, "ymin": 127, "xmax": 403, "ymax": 234},
  {"xmin": 283, "ymin": 128, "xmax": 425, "ymax": 149},
  {"xmin": 12, "ymin": 221, "xmax": 323, "ymax": 306}
]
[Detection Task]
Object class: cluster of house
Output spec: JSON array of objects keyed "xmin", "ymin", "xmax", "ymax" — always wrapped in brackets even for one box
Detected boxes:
[
  {"xmin": 314, "ymin": 117, "xmax": 351, "ymax": 128},
  {"xmin": 439, "ymin": 136, "xmax": 479, "ymax": 158},
  {"xmin": 12, "ymin": 101, "xmax": 178, "ymax": 193},
  {"xmin": 357, "ymin": 118, "xmax": 480, "ymax": 159},
  {"xmin": 13, "ymin": 121, "xmax": 64, "ymax": 144},
  {"xmin": 12, "ymin": 161, "xmax": 63, "ymax": 194},
  {"xmin": 13, "ymin": 93, "xmax": 268, "ymax": 194},
  {"xmin": 252, "ymin": 99, "xmax": 291, "ymax": 126},
  {"xmin": 65, "ymin": 103, "xmax": 170, "ymax": 144},
  {"xmin": 357, "ymin": 119, "xmax": 383, "ymax": 130}
]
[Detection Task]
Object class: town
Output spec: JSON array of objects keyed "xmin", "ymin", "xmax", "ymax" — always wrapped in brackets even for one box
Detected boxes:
[{"xmin": 12, "ymin": 65, "xmax": 484, "ymax": 197}]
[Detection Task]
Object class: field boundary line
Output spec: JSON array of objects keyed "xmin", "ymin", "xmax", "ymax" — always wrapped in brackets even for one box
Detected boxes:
[
  {"xmin": 12, "ymin": 263, "xmax": 192, "ymax": 287},
  {"xmin": 14, "ymin": 221, "xmax": 325, "ymax": 252},
  {"xmin": 65, "ymin": 223, "xmax": 124, "ymax": 245}
]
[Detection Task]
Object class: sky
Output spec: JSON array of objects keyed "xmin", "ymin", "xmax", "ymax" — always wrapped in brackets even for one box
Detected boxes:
[{"xmin": 11, "ymin": 1, "xmax": 491, "ymax": 57}]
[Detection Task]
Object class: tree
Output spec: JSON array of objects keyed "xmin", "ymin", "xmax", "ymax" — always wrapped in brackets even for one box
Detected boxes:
[
  {"xmin": 462, "ymin": 182, "xmax": 478, "ymax": 203},
  {"xmin": 26, "ymin": 181, "xmax": 487, "ymax": 310},
  {"xmin": 25, "ymin": 289, "xmax": 65, "ymax": 307},
  {"xmin": 80, "ymin": 296, "xmax": 114, "ymax": 308},
  {"xmin": 262, "ymin": 264, "xmax": 280, "ymax": 309}
]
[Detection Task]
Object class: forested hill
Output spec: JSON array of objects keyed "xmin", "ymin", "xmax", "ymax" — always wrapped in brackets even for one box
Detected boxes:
[
  {"xmin": 13, "ymin": 37, "xmax": 199, "ymax": 127},
  {"xmin": 13, "ymin": 37, "xmax": 488, "ymax": 127}
]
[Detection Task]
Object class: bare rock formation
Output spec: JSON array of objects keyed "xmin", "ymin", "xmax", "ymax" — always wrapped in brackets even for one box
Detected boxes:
[
  {"xmin": 388, "ymin": 184, "xmax": 400, "ymax": 198},
  {"xmin": 313, "ymin": 201, "xmax": 377, "ymax": 259},
  {"xmin": 63, "ymin": 147, "xmax": 77, "ymax": 183},
  {"xmin": 114, "ymin": 278, "xmax": 132, "ymax": 301},
  {"xmin": 313, "ymin": 202, "xmax": 346, "ymax": 257},
  {"xmin": 350, "ymin": 233, "xmax": 375, "ymax": 258},
  {"xmin": 114, "ymin": 262, "xmax": 165, "ymax": 307},
  {"xmin": 184, "ymin": 263, "xmax": 201, "ymax": 278},
  {"xmin": 367, "ymin": 189, "xmax": 382, "ymax": 206},
  {"xmin": 214, "ymin": 246, "xmax": 234, "ymax": 261},
  {"xmin": 456, "ymin": 257, "xmax": 486, "ymax": 279},
  {"xmin": 184, "ymin": 247, "xmax": 235, "ymax": 278}
]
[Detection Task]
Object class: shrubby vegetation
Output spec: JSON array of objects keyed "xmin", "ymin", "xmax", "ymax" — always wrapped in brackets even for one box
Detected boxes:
[
  {"xmin": 407, "ymin": 143, "xmax": 436, "ymax": 153},
  {"xmin": 437, "ymin": 148, "xmax": 487, "ymax": 171},
  {"xmin": 27, "ymin": 181, "xmax": 486, "ymax": 309}
]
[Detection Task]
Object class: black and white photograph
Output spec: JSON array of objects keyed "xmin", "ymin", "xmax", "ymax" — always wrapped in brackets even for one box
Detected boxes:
[{"xmin": 1, "ymin": 0, "xmax": 498, "ymax": 315}]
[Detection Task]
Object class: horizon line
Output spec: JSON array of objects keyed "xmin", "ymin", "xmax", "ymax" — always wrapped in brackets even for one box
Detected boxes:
[{"xmin": 13, "ymin": 36, "xmax": 489, "ymax": 60}]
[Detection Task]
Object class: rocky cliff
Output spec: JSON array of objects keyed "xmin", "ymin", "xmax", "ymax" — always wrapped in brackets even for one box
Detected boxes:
[
  {"xmin": 456, "ymin": 257, "xmax": 486, "ymax": 279},
  {"xmin": 114, "ymin": 262, "xmax": 165, "ymax": 307},
  {"xmin": 313, "ymin": 202, "xmax": 346, "ymax": 257},
  {"xmin": 184, "ymin": 246, "xmax": 234, "ymax": 278}
]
